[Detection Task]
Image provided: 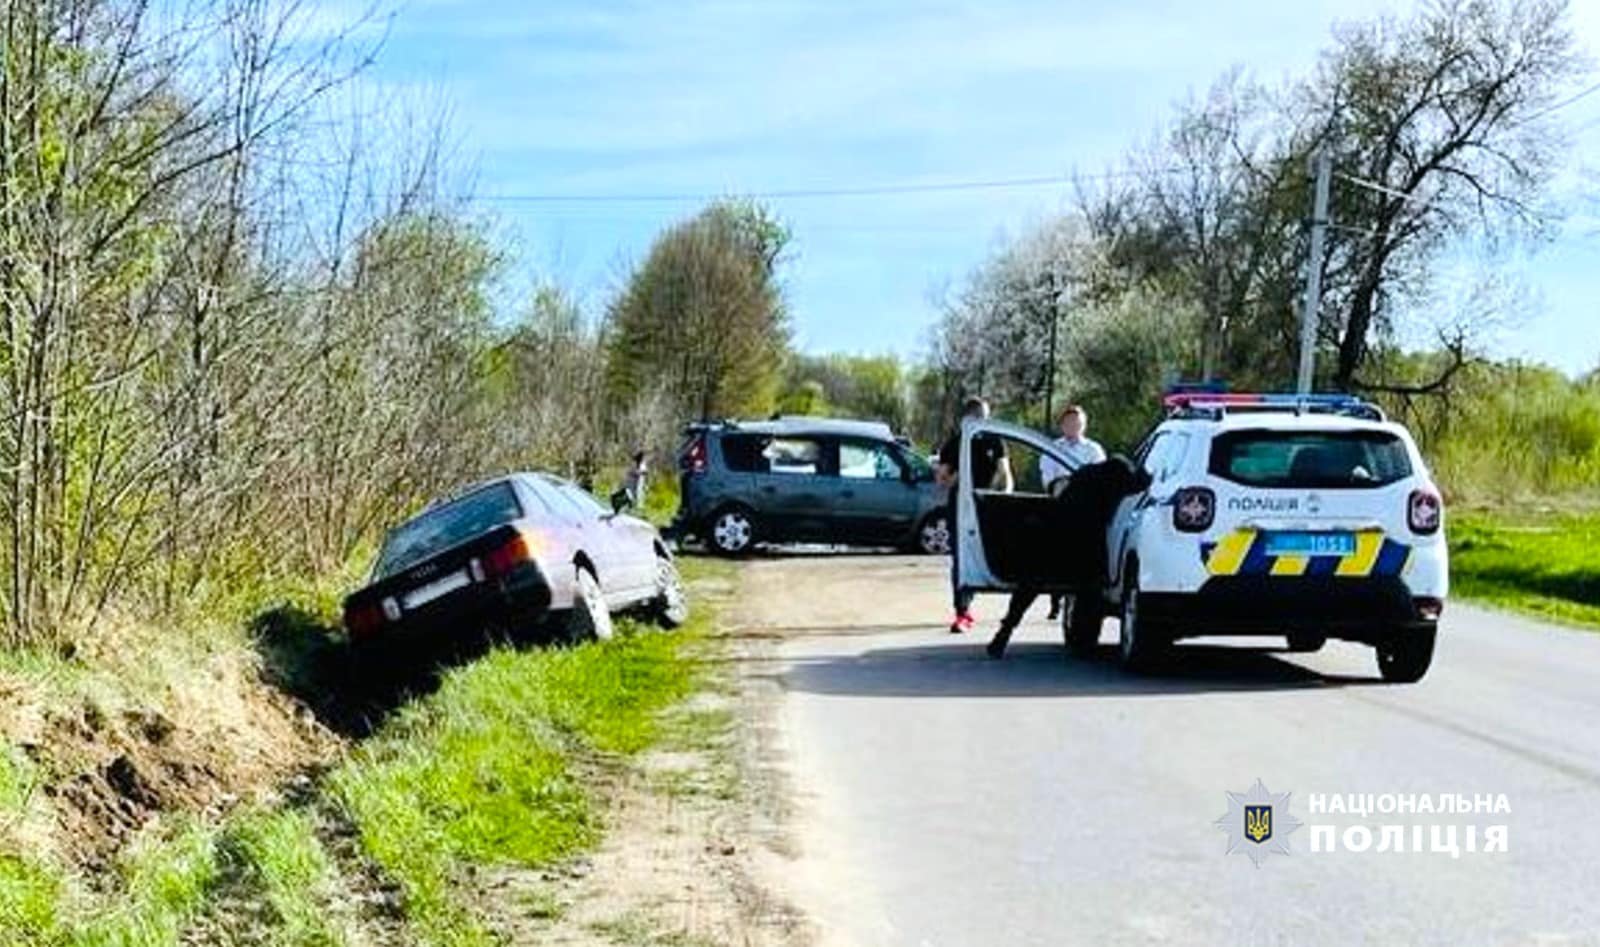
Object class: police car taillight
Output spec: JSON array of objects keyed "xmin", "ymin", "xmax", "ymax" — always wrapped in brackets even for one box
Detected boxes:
[
  {"xmin": 1408, "ymin": 489, "xmax": 1441, "ymax": 535},
  {"xmin": 1172, "ymin": 487, "xmax": 1215, "ymax": 532}
]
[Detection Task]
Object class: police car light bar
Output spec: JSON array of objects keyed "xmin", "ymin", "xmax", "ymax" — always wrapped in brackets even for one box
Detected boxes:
[{"xmin": 1160, "ymin": 390, "xmax": 1385, "ymax": 420}]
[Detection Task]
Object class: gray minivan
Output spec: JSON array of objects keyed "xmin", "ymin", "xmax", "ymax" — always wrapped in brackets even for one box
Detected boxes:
[{"xmin": 671, "ymin": 417, "xmax": 950, "ymax": 555}]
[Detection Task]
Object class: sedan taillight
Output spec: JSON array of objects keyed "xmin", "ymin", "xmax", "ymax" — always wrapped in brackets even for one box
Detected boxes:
[
  {"xmin": 1408, "ymin": 489, "xmax": 1442, "ymax": 535},
  {"xmin": 1172, "ymin": 487, "xmax": 1215, "ymax": 532},
  {"xmin": 482, "ymin": 532, "xmax": 532, "ymax": 579},
  {"xmin": 344, "ymin": 602, "xmax": 384, "ymax": 639}
]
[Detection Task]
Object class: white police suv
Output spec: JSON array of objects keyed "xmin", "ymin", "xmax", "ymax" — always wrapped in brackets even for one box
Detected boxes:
[{"xmin": 953, "ymin": 392, "xmax": 1447, "ymax": 682}]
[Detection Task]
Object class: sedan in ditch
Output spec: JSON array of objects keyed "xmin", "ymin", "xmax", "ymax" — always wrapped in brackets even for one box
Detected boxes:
[{"xmin": 342, "ymin": 473, "xmax": 687, "ymax": 650}]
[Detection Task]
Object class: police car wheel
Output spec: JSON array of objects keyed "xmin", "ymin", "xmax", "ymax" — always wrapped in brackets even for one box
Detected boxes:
[
  {"xmin": 1376, "ymin": 624, "xmax": 1436, "ymax": 683},
  {"xmin": 1063, "ymin": 595, "xmax": 1103, "ymax": 656},
  {"xmin": 1117, "ymin": 574, "xmax": 1168, "ymax": 672},
  {"xmin": 1286, "ymin": 633, "xmax": 1327, "ymax": 653}
]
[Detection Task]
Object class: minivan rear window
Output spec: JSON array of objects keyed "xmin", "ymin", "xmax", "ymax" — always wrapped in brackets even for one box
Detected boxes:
[{"xmin": 1209, "ymin": 430, "xmax": 1412, "ymax": 489}]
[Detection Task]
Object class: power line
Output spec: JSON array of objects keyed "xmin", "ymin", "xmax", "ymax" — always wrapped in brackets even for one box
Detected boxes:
[
  {"xmin": 1522, "ymin": 78, "xmax": 1600, "ymax": 123},
  {"xmin": 464, "ymin": 166, "xmax": 1200, "ymax": 204}
]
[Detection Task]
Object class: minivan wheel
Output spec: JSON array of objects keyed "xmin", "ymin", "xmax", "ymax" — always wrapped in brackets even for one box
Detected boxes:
[
  {"xmin": 1118, "ymin": 572, "xmax": 1168, "ymax": 672},
  {"xmin": 1376, "ymin": 624, "xmax": 1436, "ymax": 683},
  {"xmin": 915, "ymin": 512, "xmax": 951, "ymax": 555},
  {"xmin": 562, "ymin": 566, "xmax": 614, "ymax": 644},
  {"xmin": 709, "ymin": 508, "xmax": 756, "ymax": 556}
]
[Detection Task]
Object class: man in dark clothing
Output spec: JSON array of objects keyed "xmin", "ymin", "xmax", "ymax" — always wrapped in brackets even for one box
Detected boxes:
[
  {"xmin": 985, "ymin": 455, "xmax": 1152, "ymax": 658},
  {"xmin": 935, "ymin": 397, "xmax": 1012, "ymax": 634}
]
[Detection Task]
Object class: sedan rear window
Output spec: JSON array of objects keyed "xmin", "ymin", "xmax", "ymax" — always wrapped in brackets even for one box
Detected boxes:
[
  {"xmin": 374, "ymin": 482, "xmax": 522, "ymax": 578},
  {"xmin": 1209, "ymin": 430, "xmax": 1412, "ymax": 489}
]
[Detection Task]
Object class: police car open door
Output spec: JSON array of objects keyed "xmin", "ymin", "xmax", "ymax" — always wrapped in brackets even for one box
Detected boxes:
[{"xmin": 955, "ymin": 417, "xmax": 1095, "ymax": 593}]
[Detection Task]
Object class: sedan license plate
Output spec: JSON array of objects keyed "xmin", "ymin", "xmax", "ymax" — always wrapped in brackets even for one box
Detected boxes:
[
  {"xmin": 402, "ymin": 569, "xmax": 471, "ymax": 609},
  {"xmin": 1263, "ymin": 531, "xmax": 1356, "ymax": 557}
]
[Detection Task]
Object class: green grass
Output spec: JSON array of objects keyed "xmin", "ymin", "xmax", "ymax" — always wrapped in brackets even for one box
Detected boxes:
[
  {"xmin": 75, "ymin": 820, "xmax": 223, "ymax": 947},
  {"xmin": 1450, "ymin": 509, "xmax": 1600, "ymax": 628},
  {"xmin": 328, "ymin": 618, "xmax": 702, "ymax": 946},
  {"xmin": 0, "ymin": 555, "xmax": 724, "ymax": 946},
  {"xmin": 217, "ymin": 808, "xmax": 351, "ymax": 947}
]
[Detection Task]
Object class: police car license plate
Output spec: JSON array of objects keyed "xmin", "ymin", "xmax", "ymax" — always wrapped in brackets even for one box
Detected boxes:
[
  {"xmin": 1263, "ymin": 531, "xmax": 1356, "ymax": 557},
  {"xmin": 402, "ymin": 569, "xmax": 470, "ymax": 609}
]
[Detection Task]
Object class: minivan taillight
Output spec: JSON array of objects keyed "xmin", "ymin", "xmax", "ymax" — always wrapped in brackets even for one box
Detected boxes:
[
  {"xmin": 681, "ymin": 434, "xmax": 708, "ymax": 475},
  {"xmin": 1172, "ymin": 487, "xmax": 1215, "ymax": 532},
  {"xmin": 482, "ymin": 533, "xmax": 531, "ymax": 579},
  {"xmin": 1408, "ymin": 489, "xmax": 1441, "ymax": 535}
]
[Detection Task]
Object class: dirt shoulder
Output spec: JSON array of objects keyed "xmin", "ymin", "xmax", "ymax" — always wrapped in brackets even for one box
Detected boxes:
[{"xmin": 495, "ymin": 560, "xmax": 812, "ymax": 946}]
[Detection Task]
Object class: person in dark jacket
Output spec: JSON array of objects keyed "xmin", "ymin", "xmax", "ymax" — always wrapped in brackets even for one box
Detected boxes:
[
  {"xmin": 936, "ymin": 397, "xmax": 1012, "ymax": 634},
  {"xmin": 985, "ymin": 455, "xmax": 1151, "ymax": 659}
]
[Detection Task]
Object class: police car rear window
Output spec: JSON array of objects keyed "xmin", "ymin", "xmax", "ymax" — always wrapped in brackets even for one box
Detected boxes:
[{"xmin": 1208, "ymin": 430, "xmax": 1412, "ymax": 489}]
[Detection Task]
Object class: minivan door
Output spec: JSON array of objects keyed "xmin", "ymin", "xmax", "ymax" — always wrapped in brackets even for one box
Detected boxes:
[
  {"xmin": 749, "ymin": 434, "xmax": 835, "ymax": 542},
  {"xmin": 833, "ymin": 437, "xmax": 921, "ymax": 545},
  {"xmin": 955, "ymin": 418, "xmax": 1091, "ymax": 592}
]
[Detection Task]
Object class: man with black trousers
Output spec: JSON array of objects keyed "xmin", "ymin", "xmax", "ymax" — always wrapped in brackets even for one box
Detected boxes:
[
  {"xmin": 983, "ymin": 455, "xmax": 1151, "ymax": 658},
  {"xmin": 936, "ymin": 397, "xmax": 1013, "ymax": 635}
]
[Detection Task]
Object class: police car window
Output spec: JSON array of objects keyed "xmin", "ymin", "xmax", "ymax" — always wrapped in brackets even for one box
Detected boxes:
[
  {"xmin": 839, "ymin": 440, "xmax": 901, "ymax": 480},
  {"xmin": 1210, "ymin": 430, "xmax": 1413, "ymax": 488},
  {"xmin": 1157, "ymin": 433, "xmax": 1191, "ymax": 483},
  {"xmin": 1139, "ymin": 433, "xmax": 1170, "ymax": 476}
]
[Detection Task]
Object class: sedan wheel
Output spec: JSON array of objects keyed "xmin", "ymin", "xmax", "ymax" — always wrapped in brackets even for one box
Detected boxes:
[
  {"xmin": 710, "ymin": 509, "xmax": 755, "ymax": 556},
  {"xmin": 917, "ymin": 513, "xmax": 951, "ymax": 555},
  {"xmin": 563, "ymin": 566, "xmax": 614, "ymax": 643},
  {"xmin": 652, "ymin": 555, "xmax": 689, "ymax": 629}
]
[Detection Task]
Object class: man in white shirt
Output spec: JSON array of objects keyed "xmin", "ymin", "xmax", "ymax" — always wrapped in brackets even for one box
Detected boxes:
[
  {"xmin": 1040, "ymin": 404, "xmax": 1106, "ymax": 495},
  {"xmin": 986, "ymin": 405, "xmax": 1108, "ymax": 655}
]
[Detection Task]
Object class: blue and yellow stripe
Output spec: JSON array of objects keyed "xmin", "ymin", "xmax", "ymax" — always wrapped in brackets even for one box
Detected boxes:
[{"xmin": 1200, "ymin": 530, "xmax": 1410, "ymax": 578}]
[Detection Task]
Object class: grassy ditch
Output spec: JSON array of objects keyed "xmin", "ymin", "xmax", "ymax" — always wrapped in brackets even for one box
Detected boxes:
[
  {"xmin": 1449, "ymin": 508, "xmax": 1600, "ymax": 628},
  {"xmin": 0, "ymin": 559, "xmax": 726, "ymax": 945},
  {"xmin": 329, "ymin": 618, "xmax": 701, "ymax": 946}
]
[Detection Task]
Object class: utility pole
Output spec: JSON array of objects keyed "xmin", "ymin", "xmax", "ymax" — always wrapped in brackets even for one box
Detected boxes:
[
  {"xmin": 1043, "ymin": 269, "xmax": 1058, "ymax": 433},
  {"xmin": 1298, "ymin": 146, "xmax": 1333, "ymax": 395}
]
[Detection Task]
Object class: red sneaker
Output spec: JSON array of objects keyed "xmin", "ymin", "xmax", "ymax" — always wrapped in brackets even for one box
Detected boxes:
[{"xmin": 949, "ymin": 612, "xmax": 975, "ymax": 634}]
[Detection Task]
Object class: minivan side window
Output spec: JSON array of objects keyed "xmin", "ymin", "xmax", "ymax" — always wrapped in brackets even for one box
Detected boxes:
[
  {"xmin": 763, "ymin": 437, "xmax": 822, "ymax": 475},
  {"xmin": 839, "ymin": 440, "xmax": 903, "ymax": 480},
  {"xmin": 720, "ymin": 434, "xmax": 769, "ymax": 473}
]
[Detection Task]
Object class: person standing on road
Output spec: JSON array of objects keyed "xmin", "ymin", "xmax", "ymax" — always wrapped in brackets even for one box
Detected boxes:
[
  {"xmin": 1040, "ymin": 405, "xmax": 1107, "ymax": 621},
  {"xmin": 936, "ymin": 397, "xmax": 1013, "ymax": 635}
]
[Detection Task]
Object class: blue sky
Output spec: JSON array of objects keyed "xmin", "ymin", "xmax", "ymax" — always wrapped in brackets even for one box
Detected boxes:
[{"xmin": 319, "ymin": 0, "xmax": 1600, "ymax": 375}]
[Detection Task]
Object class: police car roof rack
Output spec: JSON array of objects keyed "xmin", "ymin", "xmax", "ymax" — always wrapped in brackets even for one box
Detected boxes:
[{"xmin": 1161, "ymin": 391, "xmax": 1386, "ymax": 422}]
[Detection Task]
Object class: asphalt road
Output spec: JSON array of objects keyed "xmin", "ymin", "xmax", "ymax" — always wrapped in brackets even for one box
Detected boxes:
[{"xmin": 735, "ymin": 554, "xmax": 1600, "ymax": 947}]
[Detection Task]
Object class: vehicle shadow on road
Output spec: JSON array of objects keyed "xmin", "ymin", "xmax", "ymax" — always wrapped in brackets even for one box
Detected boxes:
[{"xmin": 777, "ymin": 640, "xmax": 1383, "ymax": 698}]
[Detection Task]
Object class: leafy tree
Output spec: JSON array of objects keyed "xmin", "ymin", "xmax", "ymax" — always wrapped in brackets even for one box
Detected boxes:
[{"xmin": 605, "ymin": 201, "xmax": 791, "ymax": 422}]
